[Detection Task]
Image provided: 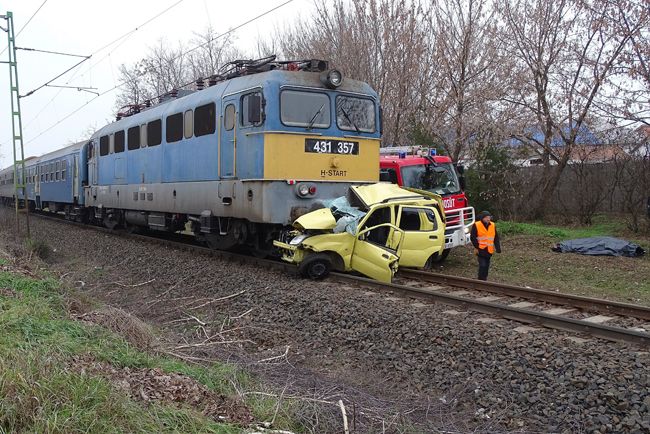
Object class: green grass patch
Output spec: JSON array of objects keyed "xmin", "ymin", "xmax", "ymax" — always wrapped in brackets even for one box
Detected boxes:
[
  {"xmin": 436, "ymin": 216, "xmax": 650, "ymax": 305},
  {"xmin": 498, "ymin": 216, "xmax": 627, "ymax": 240},
  {"xmin": 0, "ymin": 270, "xmax": 297, "ymax": 433}
]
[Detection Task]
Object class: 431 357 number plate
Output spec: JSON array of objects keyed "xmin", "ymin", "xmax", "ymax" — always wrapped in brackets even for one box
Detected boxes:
[{"xmin": 305, "ymin": 139, "xmax": 359, "ymax": 155}]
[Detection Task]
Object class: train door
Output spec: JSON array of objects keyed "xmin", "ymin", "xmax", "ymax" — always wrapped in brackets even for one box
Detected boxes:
[
  {"xmin": 73, "ymin": 155, "xmax": 79, "ymax": 201},
  {"xmin": 220, "ymin": 98, "xmax": 237, "ymax": 178},
  {"xmin": 35, "ymin": 165, "xmax": 41, "ymax": 208},
  {"xmin": 88, "ymin": 140, "xmax": 97, "ymax": 185}
]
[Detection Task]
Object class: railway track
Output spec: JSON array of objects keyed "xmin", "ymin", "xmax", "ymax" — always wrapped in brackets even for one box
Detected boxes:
[{"xmin": 20, "ymin": 210, "xmax": 650, "ymax": 346}]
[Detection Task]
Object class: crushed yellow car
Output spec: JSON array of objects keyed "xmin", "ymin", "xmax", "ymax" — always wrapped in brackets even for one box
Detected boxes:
[{"xmin": 273, "ymin": 183, "xmax": 446, "ymax": 282}]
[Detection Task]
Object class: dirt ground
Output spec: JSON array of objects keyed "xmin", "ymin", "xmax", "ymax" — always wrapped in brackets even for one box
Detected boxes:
[{"xmin": 433, "ymin": 234, "xmax": 650, "ymax": 305}]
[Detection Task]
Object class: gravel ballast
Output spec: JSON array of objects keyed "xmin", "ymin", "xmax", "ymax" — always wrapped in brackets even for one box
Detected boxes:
[{"xmin": 3, "ymin": 212, "xmax": 649, "ymax": 433}]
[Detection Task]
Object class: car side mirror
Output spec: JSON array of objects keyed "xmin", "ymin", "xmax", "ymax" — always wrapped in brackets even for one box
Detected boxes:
[
  {"xmin": 248, "ymin": 94, "xmax": 262, "ymax": 124},
  {"xmin": 455, "ymin": 164, "xmax": 465, "ymax": 175}
]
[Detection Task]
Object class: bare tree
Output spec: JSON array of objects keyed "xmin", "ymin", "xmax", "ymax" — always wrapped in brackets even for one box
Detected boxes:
[
  {"xmin": 499, "ymin": 0, "xmax": 648, "ymax": 218},
  {"xmin": 277, "ymin": 0, "xmax": 433, "ymax": 145},
  {"xmin": 115, "ymin": 28, "xmax": 241, "ymax": 110},
  {"xmin": 425, "ymin": 0, "xmax": 507, "ymax": 160}
]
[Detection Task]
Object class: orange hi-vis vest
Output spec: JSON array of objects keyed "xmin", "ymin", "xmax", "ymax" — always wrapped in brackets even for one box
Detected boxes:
[{"xmin": 475, "ymin": 221, "xmax": 496, "ymax": 254}]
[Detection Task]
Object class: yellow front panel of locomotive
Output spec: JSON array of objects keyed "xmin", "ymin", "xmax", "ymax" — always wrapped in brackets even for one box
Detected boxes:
[{"xmin": 263, "ymin": 133, "xmax": 380, "ymax": 182}]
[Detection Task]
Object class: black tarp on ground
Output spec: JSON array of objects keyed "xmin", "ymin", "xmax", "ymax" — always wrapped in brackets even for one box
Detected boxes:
[{"xmin": 552, "ymin": 236, "xmax": 646, "ymax": 257}]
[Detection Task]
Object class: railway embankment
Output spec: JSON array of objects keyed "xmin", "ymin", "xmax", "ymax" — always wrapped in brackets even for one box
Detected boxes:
[
  {"xmin": 0, "ymin": 245, "xmax": 304, "ymax": 433},
  {"xmin": 2, "ymin": 209, "xmax": 650, "ymax": 433}
]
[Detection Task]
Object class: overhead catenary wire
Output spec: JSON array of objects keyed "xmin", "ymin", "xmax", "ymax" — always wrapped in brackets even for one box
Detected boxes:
[
  {"xmin": 22, "ymin": 0, "xmax": 190, "ymax": 130},
  {"xmin": 20, "ymin": 55, "xmax": 91, "ymax": 98},
  {"xmin": 0, "ymin": 0, "xmax": 50, "ymax": 55},
  {"xmin": 16, "ymin": 46, "xmax": 89, "ymax": 58},
  {"xmin": 22, "ymin": 0, "xmax": 295, "ymax": 146}
]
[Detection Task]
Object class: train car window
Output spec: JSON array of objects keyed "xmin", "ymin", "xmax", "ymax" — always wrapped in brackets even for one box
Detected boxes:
[
  {"xmin": 166, "ymin": 112, "xmax": 183, "ymax": 143},
  {"xmin": 55, "ymin": 161, "xmax": 60, "ymax": 181},
  {"xmin": 280, "ymin": 90, "xmax": 330, "ymax": 128},
  {"xmin": 224, "ymin": 104, "xmax": 235, "ymax": 131},
  {"xmin": 61, "ymin": 160, "xmax": 67, "ymax": 181},
  {"xmin": 147, "ymin": 119, "xmax": 162, "ymax": 146},
  {"xmin": 128, "ymin": 126, "xmax": 140, "ymax": 150},
  {"xmin": 140, "ymin": 124, "xmax": 147, "ymax": 147},
  {"xmin": 241, "ymin": 92, "xmax": 263, "ymax": 127},
  {"xmin": 184, "ymin": 110, "xmax": 193, "ymax": 139},
  {"xmin": 336, "ymin": 95, "xmax": 376, "ymax": 133},
  {"xmin": 194, "ymin": 102, "xmax": 216, "ymax": 137},
  {"xmin": 114, "ymin": 130, "xmax": 125, "ymax": 153},
  {"xmin": 99, "ymin": 135, "xmax": 109, "ymax": 156}
]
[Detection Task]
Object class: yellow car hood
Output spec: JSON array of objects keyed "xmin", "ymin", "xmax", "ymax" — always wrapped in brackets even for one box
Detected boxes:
[
  {"xmin": 293, "ymin": 208, "xmax": 337, "ymax": 230},
  {"xmin": 350, "ymin": 183, "xmax": 427, "ymax": 208}
]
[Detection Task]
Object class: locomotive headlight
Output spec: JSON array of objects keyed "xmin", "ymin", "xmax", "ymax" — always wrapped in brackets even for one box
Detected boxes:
[
  {"xmin": 298, "ymin": 184, "xmax": 310, "ymax": 196},
  {"xmin": 320, "ymin": 69, "xmax": 343, "ymax": 89}
]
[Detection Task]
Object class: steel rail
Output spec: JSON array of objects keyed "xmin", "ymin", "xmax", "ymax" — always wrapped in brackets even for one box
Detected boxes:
[
  {"xmin": 331, "ymin": 273, "xmax": 650, "ymax": 346},
  {"xmin": 22, "ymin": 211, "xmax": 650, "ymax": 346},
  {"xmin": 399, "ymin": 269, "xmax": 650, "ymax": 321}
]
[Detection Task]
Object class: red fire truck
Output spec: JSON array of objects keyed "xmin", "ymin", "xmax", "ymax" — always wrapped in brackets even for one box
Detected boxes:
[{"xmin": 379, "ymin": 146, "xmax": 475, "ymax": 262}]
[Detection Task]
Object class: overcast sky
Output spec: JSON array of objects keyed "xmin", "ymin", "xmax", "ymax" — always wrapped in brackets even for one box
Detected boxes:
[{"xmin": 0, "ymin": 0, "xmax": 313, "ymax": 168}]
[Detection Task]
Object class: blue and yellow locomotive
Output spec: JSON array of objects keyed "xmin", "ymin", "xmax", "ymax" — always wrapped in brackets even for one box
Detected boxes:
[{"xmin": 1, "ymin": 58, "xmax": 382, "ymax": 254}]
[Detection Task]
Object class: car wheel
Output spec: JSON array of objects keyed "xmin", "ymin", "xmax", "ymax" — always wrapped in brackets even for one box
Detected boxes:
[
  {"xmin": 425, "ymin": 249, "xmax": 450, "ymax": 268},
  {"xmin": 299, "ymin": 253, "xmax": 332, "ymax": 280}
]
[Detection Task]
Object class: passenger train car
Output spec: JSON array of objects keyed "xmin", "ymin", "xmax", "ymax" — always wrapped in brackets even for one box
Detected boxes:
[
  {"xmin": 0, "ymin": 142, "xmax": 87, "ymax": 216},
  {"xmin": 1, "ymin": 58, "xmax": 382, "ymax": 254}
]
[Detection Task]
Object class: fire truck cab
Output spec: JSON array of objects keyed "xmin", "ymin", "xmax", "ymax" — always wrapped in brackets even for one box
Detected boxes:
[{"xmin": 379, "ymin": 146, "xmax": 475, "ymax": 262}]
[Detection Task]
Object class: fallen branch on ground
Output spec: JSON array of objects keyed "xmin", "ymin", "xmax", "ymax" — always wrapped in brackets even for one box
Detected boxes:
[
  {"xmin": 339, "ymin": 399, "xmax": 350, "ymax": 434},
  {"xmin": 188, "ymin": 290, "xmax": 247, "ymax": 311},
  {"xmin": 115, "ymin": 278, "xmax": 156, "ymax": 288},
  {"xmin": 257, "ymin": 346, "xmax": 290, "ymax": 364},
  {"xmin": 171, "ymin": 339, "xmax": 254, "ymax": 350},
  {"xmin": 167, "ymin": 313, "xmax": 207, "ymax": 326}
]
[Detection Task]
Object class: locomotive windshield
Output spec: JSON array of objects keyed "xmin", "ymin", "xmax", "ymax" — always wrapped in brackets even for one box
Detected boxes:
[
  {"xmin": 336, "ymin": 96, "xmax": 375, "ymax": 133},
  {"xmin": 280, "ymin": 90, "xmax": 330, "ymax": 128},
  {"xmin": 400, "ymin": 163, "xmax": 461, "ymax": 196}
]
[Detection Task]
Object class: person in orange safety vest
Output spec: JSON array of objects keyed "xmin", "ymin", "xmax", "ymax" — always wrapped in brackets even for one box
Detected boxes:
[{"xmin": 470, "ymin": 210, "xmax": 501, "ymax": 280}]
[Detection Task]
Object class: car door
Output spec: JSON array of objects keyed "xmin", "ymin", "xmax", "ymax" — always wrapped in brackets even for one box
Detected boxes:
[
  {"xmin": 350, "ymin": 223, "xmax": 404, "ymax": 283},
  {"xmin": 396, "ymin": 205, "xmax": 445, "ymax": 268}
]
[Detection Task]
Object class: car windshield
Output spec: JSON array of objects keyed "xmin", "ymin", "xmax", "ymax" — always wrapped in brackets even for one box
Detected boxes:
[
  {"xmin": 280, "ymin": 90, "xmax": 330, "ymax": 128},
  {"xmin": 336, "ymin": 95, "xmax": 376, "ymax": 133},
  {"xmin": 400, "ymin": 162, "xmax": 461, "ymax": 195}
]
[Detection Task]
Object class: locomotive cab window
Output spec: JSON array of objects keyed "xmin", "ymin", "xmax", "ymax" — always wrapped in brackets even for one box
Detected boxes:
[
  {"xmin": 336, "ymin": 95, "xmax": 376, "ymax": 133},
  {"xmin": 280, "ymin": 90, "xmax": 330, "ymax": 128},
  {"xmin": 194, "ymin": 103, "xmax": 216, "ymax": 137},
  {"xmin": 147, "ymin": 119, "xmax": 162, "ymax": 146},
  {"xmin": 128, "ymin": 126, "xmax": 140, "ymax": 150},
  {"xmin": 241, "ymin": 91, "xmax": 263, "ymax": 127},
  {"xmin": 184, "ymin": 110, "xmax": 193, "ymax": 139},
  {"xmin": 140, "ymin": 124, "xmax": 147, "ymax": 148},
  {"xmin": 114, "ymin": 130, "xmax": 125, "ymax": 153},
  {"xmin": 99, "ymin": 135, "xmax": 109, "ymax": 156},
  {"xmin": 166, "ymin": 112, "xmax": 183, "ymax": 143},
  {"xmin": 224, "ymin": 104, "xmax": 235, "ymax": 131}
]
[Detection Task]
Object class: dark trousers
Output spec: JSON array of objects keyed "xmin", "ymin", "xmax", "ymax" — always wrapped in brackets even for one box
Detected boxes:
[{"xmin": 477, "ymin": 255, "xmax": 491, "ymax": 280}]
